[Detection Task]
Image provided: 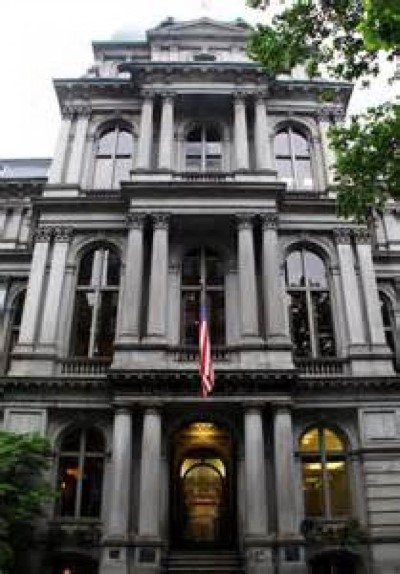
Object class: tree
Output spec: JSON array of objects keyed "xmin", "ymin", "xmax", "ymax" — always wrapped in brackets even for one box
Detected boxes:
[
  {"xmin": 246, "ymin": 0, "xmax": 400, "ymax": 222},
  {"xmin": 0, "ymin": 431, "xmax": 53, "ymax": 573}
]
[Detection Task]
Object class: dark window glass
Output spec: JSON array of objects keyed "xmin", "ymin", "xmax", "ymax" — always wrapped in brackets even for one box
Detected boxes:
[
  {"xmin": 58, "ymin": 456, "xmax": 79, "ymax": 517},
  {"xmin": 185, "ymin": 124, "xmax": 222, "ymax": 172},
  {"xmin": 379, "ymin": 292, "xmax": 395, "ymax": 352},
  {"xmin": 7, "ymin": 290, "xmax": 26, "ymax": 367},
  {"xmin": 81, "ymin": 457, "xmax": 104, "ymax": 517}
]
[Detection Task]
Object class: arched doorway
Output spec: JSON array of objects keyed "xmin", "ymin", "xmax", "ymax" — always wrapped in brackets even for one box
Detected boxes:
[
  {"xmin": 170, "ymin": 421, "xmax": 236, "ymax": 549},
  {"xmin": 52, "ymin": 553, "xmax": 98, "ymax": 574},
  {"xmin": 309, "ymin": 550, "xmax": 359, "ymax": 574}
]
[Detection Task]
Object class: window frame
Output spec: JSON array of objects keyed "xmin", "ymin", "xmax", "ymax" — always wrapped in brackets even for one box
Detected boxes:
[
  {"xmin": 184, "ymin": 123, "xmax": 223, "ymax": 172},
  {"xmin": 92, "ymin": 123, "xmax": 134, "ymax": 190},
  {"xmin": 379, "ymin": 290, "xmax": 396, "ymax": 353},
  {"xmin": 274, "ymin": 125, "xmax": 315, "ymax": 191}
]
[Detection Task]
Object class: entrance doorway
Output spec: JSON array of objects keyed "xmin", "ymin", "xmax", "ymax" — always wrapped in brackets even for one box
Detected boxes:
[
  {"xmin": 170, "ymin": 421, "xmax": 235, "ymax": 549},
  {"xmin": 309, "ymin": 551, "xmax": 359, "ymax": 574}
]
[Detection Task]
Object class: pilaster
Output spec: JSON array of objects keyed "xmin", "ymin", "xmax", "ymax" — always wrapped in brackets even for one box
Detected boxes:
[
  {"xmin": 158, "ymin": 93, "xmax": 174, "ymax": 171},
  {"xmin": 146, "ymin": 214, "xmax": 169, "ymax": 342},
  {"xmin": 234, "ymin": 93, "xmax": 249, "ymax": 171},
  {"xmin": 47, "ymin": 105, "xmax": 74, "ymax": 184},
  {"xmin": 136, "ymin": 92, "xmax": 154, "ymax": 170},
  {"xmin": 65, "ymin": 104, "xmax": 91, "ymax": 185},
  {"xmin": 254, "ymin": 93, "xmax": 272, "ymax": 171}
]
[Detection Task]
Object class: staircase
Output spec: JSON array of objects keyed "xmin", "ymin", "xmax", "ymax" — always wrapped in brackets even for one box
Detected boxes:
[{"xmin": 165, "ymin": 550, "xmax": 244, "ymax": 574}]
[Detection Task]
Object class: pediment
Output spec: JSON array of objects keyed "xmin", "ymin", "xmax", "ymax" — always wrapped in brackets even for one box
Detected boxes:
[{"xmin": 148, "ymin": 17, "xmax": 250, "ymax": 40}]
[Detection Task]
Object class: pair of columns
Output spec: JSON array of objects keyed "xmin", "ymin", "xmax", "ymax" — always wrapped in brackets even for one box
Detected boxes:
[{"xmin": 136, "ymin": 93, "xmax": 174, "ymax": 172}]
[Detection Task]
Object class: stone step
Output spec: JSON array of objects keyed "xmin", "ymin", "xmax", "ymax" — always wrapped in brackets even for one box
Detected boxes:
[{"xmin": 166, "ymin": 550, "xmax": 244, "ymax": 574}]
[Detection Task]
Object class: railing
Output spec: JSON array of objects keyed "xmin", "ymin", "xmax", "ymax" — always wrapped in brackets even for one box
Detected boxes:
[
  {"xmin": 171, "ymin": 346, "xmax": 232, "ymax": 362},
  {"xmin": 295, "ymin": 357, "xmax": 347, "ymax": 376},
  {"xmin": 173, "ymin": 171, "xmax": 231, "ymax": 182},
  {"xmin": 59, "ymin": 357, "xmax": 111, "ymax": 376}
]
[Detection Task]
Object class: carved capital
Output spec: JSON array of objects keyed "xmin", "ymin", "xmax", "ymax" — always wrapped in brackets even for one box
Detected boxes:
[
  {"xmin": 254, "ymin": 90, "xmax": 268, "ymax": 105},
  {"xmin": 333, "ymin": 228, "xmax": 352, "ymax": 245},
  {"xmin": 127, "ymin": 212, "xmax": 146, "ymax": 230},
  {"xmin": 354, "ymin": 227, "xmax": 371, "ymax": 245},
  {"xmin": 261, "ymin": 213, "xmax": 278, "ymax": 230},
  {"xmin": 152, "ymin": 213, "xmax": 170, "ymax": 230},
  {"xmin": 236, "ymin": 213, "xmax": 254, "ymax": 230},
  {"xmin": 142, "ymin": 89, "xmax": 155, "ymax": 101},
  {"xmin": 76, "ymin": 103, "xmax": 91, "ymax": 118},
  {"xmin": 54, "ymin": 226, "xmax": 73, "ymax": 243},
  {"xmin": 61, "ymin": 104, "xmax": 75, "ymax": 120},
  {"xmin": 34, "ymin": 226, "xmax": 52, "ymax": 243},
  {"xmin": 160, "ymin": 92, "xmax": 175, "ymax": 104},
  {"xmin": 233, "ymin": 91, "xmax": 247, "ymax": 104}
]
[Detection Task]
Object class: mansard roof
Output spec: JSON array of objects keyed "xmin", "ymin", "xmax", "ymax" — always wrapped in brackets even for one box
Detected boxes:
[{"xmin": 147, "ymin": 17, "xmax": 251, "ymax": 41}]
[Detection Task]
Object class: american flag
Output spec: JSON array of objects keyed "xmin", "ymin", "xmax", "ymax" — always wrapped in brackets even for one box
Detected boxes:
[{"xmin": 199, "ymin": 305, "xmax": 214, "ymax": 397}]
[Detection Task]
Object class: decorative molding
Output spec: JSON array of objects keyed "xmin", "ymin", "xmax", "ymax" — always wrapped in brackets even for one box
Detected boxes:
[
  {"xmin": 126, "ymin": 212, "xmax": 146, "ymax": 230},
  {"xmin": 151, "ymin": 213, "xmax": 170, "ymax": 230},
  {"xmin": 353, "ymin": 227, "xmax": 371, "ymax": 245},
  {"xmin": 333, "ymin": 228, "xmax": 352, "ymax": 245},
  {"xmin": 261, "ymin": 213, "xmax": 278, "ymax": 230},
  {"xmin": 54, "ymin": 226, "xmax": 73, "ymax": 243},
  {"xmin": 34, "ymin": 226, "xmax": 52, "ymax": 243},
  {"xmin": 236, "ymin": 213, "xmax": 254, "ymax": 230},
  {"xmin": 61, "ymin": 105, "xmax": 75, "ymax": 120}
]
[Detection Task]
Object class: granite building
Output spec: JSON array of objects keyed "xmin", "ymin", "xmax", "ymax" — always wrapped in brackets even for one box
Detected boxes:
[{"xmin": 1, "ymin": 17, "xmax": 400, "ymax": 574}]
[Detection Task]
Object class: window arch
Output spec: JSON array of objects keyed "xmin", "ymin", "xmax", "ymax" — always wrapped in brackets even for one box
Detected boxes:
[
  {"xmin": 56, "ymin": 427, "xmax": 105, "ymax": 518},
  {"xmin": 5, "ymin": 289, "xmax": 25, "ymax": 371},
  {"xmin": 181, "ymin": 247, "xmax": 225, "ymax": 345},
  {"xmin": 274, "ymin": 125, "xmax": 314, "ymax": 190},
  {"xmin": 93, "ymin": 123, "xmax": 134, "ymax": 189},
  {"xmin": 285, "ymin": 247, "xmax": 335, "ymax": 358},
  {"xmin": 379, "ymin": 291, "xmax": 395, "ymax": 352},
  {"xmin": 185, "ymin": 123, "xmax": 222, "ymax": 172},
  {"xmin": 70, "ymin": 245, "xmax": 121, "ymax": 358},
  {"xmin": 299, "ymin": 426, "xmax": 351, "ymax": 519}
]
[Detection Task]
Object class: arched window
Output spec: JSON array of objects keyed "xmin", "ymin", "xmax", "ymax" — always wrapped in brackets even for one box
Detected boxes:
[
  {"xmin": 379, "ymin": 291, "xmax": 395, "ymax": 352},
  {"xmin": 93, "ymin": 124, "xmax": 133, "ymax": 189},
  {"xmin": 285, "ymin": 248, "xmax": 335, "ymax": 357},
  {"xmin": 181, "ymin": 248, "xmax": 225, "ymax": 345},
  {"xmin": 274, "ymin": 126, "xmax": 314, "ymax": 190},
  {"xmin": 5, "ymin": 289, "xmax": 25, "ymax": 371},
  {"xmin": 70, "ymin": 246, "xmax": 120, "ymax": 358},
  {"xmin": 300, "ymin": 426, "xmax": 351, "ymax": 519},
  {"xmin": 185, "ymin": 124, "xmax": 222, "ymax": 172},
  {"xmin": 57, "ymin": 427, "xmax": 105, "ymax": 518}
]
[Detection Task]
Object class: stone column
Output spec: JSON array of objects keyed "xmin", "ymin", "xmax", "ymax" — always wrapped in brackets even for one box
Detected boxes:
[
  {"xmin": 39, "ymin": 226, "xmax": 72, "ymax": 350},
  {"xmin": 318, "ymin": 110, "xmax": 337, "ymax": 187},
  {"xmin": 394, "ymin": 278, "xmax": 400, "ymax": 372},
  {"xmin": 66, "ymin": 104, "xmax": 91, "ymax": 185},
  {"xmin": 17, "ymin": 227, "xmax": 52, "ymax": 350},
  {"xmin": 261, "ymin": 214, "xmax": 289, "ymax": 345},
  {"xmin": 334, "ymin": 228, "xmax": 365, "ymax": 348},
  {"xmin": 136, "ymin": 93, "xmax": 154, "ymax": 170},
  {"xmin": 47, "ymin": 105, "xmax": 74, "ymax": 184},
  {"xmin": 234, "ymin": 93, "xmax": 249, "ymax": 171},
  {"xmin": 244, "ymin": 406, "xmax": 272, "ymax": 574},
  {"xmin": 118, "ymin": 213, "xmax": 146, "ymax": 342},
  {"xmin": 138, "ymin": 407, "xmax": 162, "ymax": 537},
  {"xmin": 237, "ymin": 214, "xmax": 259, "ymax": 342},
  {"xmin": 147, "ymin": 214, "xmax": 169, "ymax": 341},
  {"xmin": 100, "ymin": 408, "xmax": 132, "ymax": 574},
  {"xmin": 254, "ymin": 94, "xmax": 272, "ymax": 170},
  {"xmin": 158, "ymin": 94, "xmax": 174, "ymax": 171},
  {"xmin": 354, "ymin": 228, "xmax": 388, "ymax": 348}
]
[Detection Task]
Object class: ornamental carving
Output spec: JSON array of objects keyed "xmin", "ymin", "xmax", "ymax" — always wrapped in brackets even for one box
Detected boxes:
[
  {"xmin": 353, "ymin": 227, "xmax": 371, "ymax": 244},
  {"xmin": 75, "ymin": 103, "xmax": 92, "ymax": 117},
  {"xmin": 126, "ymin": 213, "xmax": 146, "ymax": 230},
  {"xmin": 34, "ymin": 226, "xmax": 52, "ymax": 242},
  {"xmin": 333, "ymin": 228, "xmax": 352, "ymax": 245},
  {"xmin": 236, "ymin": 213, "xmax": 254, "ymax": 230},
  {"xmin": 152, "ymin": 213, "xmax": 170, "ymax": 230},
  {"xmin": 261, "ymin": 213, "xmax": 278, "ymax": 230},
  {"xmin": 54, "ymin": 226, "xmax": 73, "ymax": 243},
  {"xmin": 61, "ymin": 105, "xmax": 75, "ymax": 120}
]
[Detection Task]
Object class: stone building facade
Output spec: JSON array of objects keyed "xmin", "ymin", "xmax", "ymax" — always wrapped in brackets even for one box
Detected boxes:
[{"xmin": 1, "ymin": 17, "xmax": 400, "ymax": 574}]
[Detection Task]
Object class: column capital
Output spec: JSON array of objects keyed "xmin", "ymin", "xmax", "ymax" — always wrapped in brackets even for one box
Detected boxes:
[
  {"xmin": 61, "ymin": 104, "xmax": 75, "ymax": 120},
  {"xmin": 243, "ymin": 401, "xmax": 266, "ymax": 413},
  {"xmin": 114, "ymin": 406, "xmax": 132, "ymax": 416},
  {"xmin": 159, "ymin": 91, "xmax": 175, "ymax": 103},
  {"xmin": 236, "ymin": 213, "xmax": 255, "ymax": 230},
  {"xmin": 127, "ymin": 212, "xmax": 146, "ymax": 229},
  {"xmin": 53, "ymin": 226, "xmax": 73, "ymax": 243},
  {"xmin": 75, "ymin": 103, "xmax": 92, "ymax": 117},
  {"xmin": 233, "ymin": 90, "xmax": 248, "ymax": 103},
  {"xmin": 261, "ymin": 213, "xmax": 278, "ymax": 230},
  {"xmin": 34, "ymin": 226, "xmax": 52, "ymax": 242},
  {"xmin": 151, "ymin": 213, "xmax": 170, "ymax": 230},
  {"xmin": 333, "ymin": 227, "xmax": 352, "ymax": 244},
  {"xmin": 254, "ymin": 90, "xmax": 269, "ymax": 104},
  {"xmin": 354, "ymin": 227, "xmax": 372, "ymax": 244},
  {"xmin": 141, "ymin": 89, "xmax": 155, "ymax": 101}
]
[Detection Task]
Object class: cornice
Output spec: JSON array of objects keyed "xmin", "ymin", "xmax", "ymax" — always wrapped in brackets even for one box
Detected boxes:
[{"xmin": 297, "ymin": 376, "xmax": 400, "ymax": 392}]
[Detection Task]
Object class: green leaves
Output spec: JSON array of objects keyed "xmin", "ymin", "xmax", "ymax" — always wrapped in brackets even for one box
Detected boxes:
[
  {"xmin": 0, "ymin": 431, "xmax": 53, "ymax": 572},
  {"xmin": 330, "ymin": 103, "xmax": 400, "ymax": 222}
]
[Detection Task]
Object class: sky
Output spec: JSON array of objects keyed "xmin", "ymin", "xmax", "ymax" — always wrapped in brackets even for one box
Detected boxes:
[{"xmin": 0, "ymin": 0, "xmax": 398, "ymax": 159}]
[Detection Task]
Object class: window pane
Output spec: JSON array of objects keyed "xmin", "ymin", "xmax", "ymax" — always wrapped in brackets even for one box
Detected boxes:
[
  {"xmin": 181, "ymin": 290, "xmax": 200, "ymax": 345},
  {"xmin": 327, "ymin": 460, "xmax": 350, "ymax": 517},
  {"xmin": 380, "ymin": 293, "xmax": 395, "ymax": 351},
  {"xmin": 300, "ymin": 428, "xmax": 320, "ymax": 452},
  {"xmin": 206, "ymin": 253, "xmax": 224, "ymax": 286},
  {"xmin": 61, "ymin": 429, "xmax": 81, "ymax": 452},
  {"xmin": 324, "ymin": 429, "xmax": 345, "ymax": 452},
  {"xmin": 186, "ymin": 156, "xmax": 202, "ymax": 171},
  {"xmin": 206, "ymin": 126, "xmax": 221, "ymax": 142},
  {"xmin": 289, "ymin": 292, "xmax": 312, "ymax": 356},
  {"xmin": 302, "ymin": 461, "xmax": 325, "ymax": 517},
  {"xmin": 94, "ymin": 291, "xmax": 118, "ymax": 357},
  {"xmin": 113, "ymin": 158, "xmax": 131, "ymax": 187},
  {"xmin": 105, "ymin": 250, "xmax": 121, "ymax": 286},
  {"xmin": 208, "ymin": 290, "xmax": 225, "ymax": 345},
  {"xmin": 58, "ymin": 456, "xmax": 79, "ymax": 517},
  {"xmin": 78, "ymin": 251, "xmax": 96, "ymax": 286},
  {"xmin": 312, "ymin": 292, "xmax": 335, "ymax": 357},
  {"xmin": 85, "ymin": 428, "xmax": 105, "ymax": 453},
  {"xmin": 292, "ymin": 131, "xmax": 309, "ymax": 156},
  {"xmin": 182, "ymin": 252, "xmax": 201, "ymax": 285},
  {"xmin": 97, "ymin": 131, "xmax": 116, "ymax": 156},
  {"xmin": 285, "ymin": 251, "xmax": 303, "ymax": 287},
  {"xmin": 296, "ymin": 158, "xmax": 314, "ymax": 190},
  {"xmin": 93, "ymin": 158, "xmax": 113, "ymax": 189},
  {"xmin": 81, "ymin": 457, "xmax": 104, "ymax": 517},
  {"xmin": 116, "ymin": 130, "xmax": 133, "ymax": 155},
  {"xmin": 276, "ymin": 158, "xmax": 294, "ymax": 188},
  {"xmin": 274, "ymin": 131, "xmax": 290, "ymax": 156},
  {"xmin": 187, "ymin": 126, "xmax": 202, "ymax": 142},
  {"xmin": 206, "ymin": 156, "xmax": 222, "ymax": 171},
  {"xmin": 70, "ymin": 291, "xmax": 94, "ymax": 356},
  {"xmin": 304, "ymin": 251, "xmax": 327, "ymax": 288}
]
